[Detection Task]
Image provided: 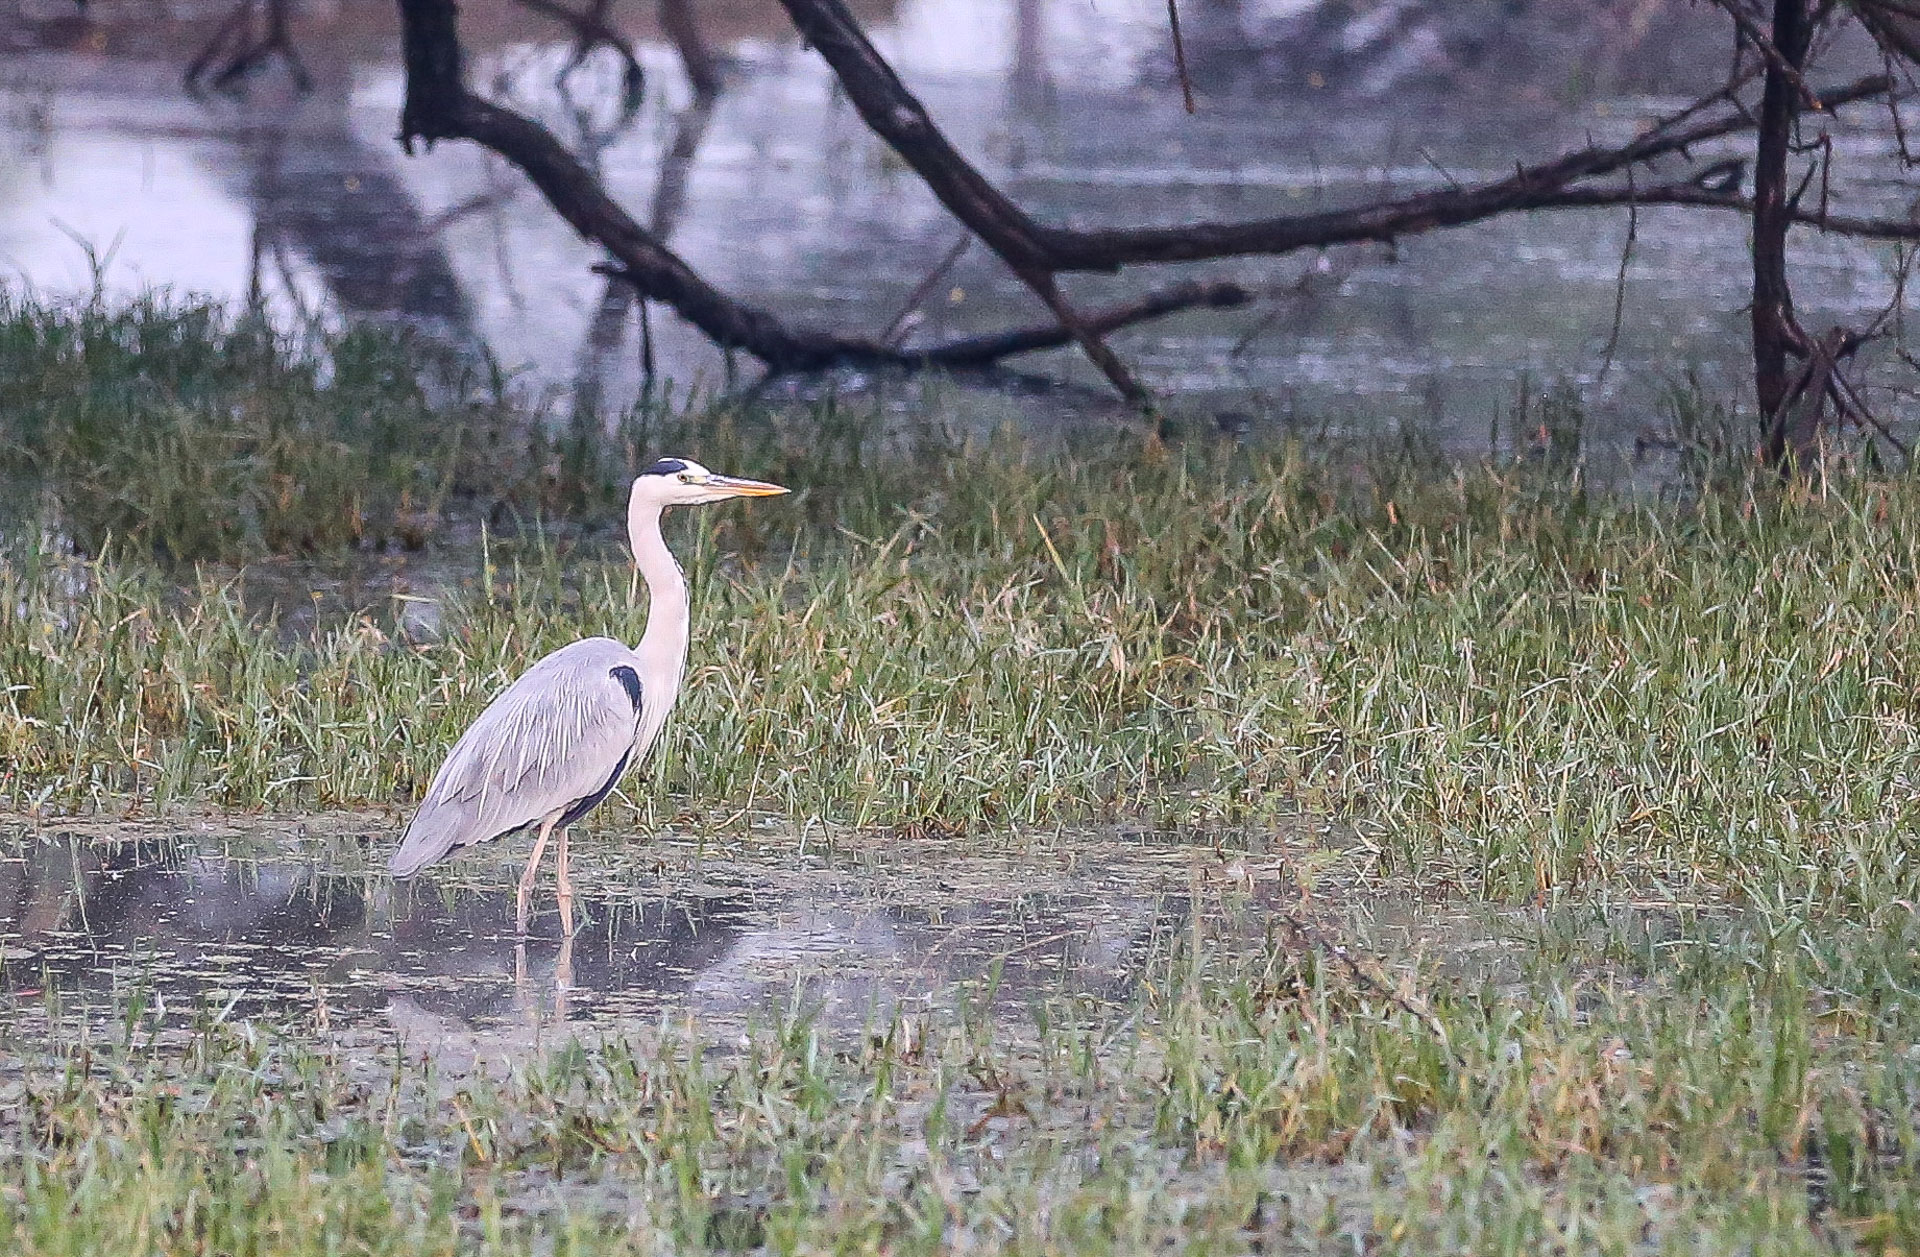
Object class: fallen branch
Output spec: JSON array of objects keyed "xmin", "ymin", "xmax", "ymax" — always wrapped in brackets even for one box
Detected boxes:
[
  {"xmin": 397, "ymin": 0, "xmax": 1246, "ymax": 377},
  {"xmin": 593, "ymin": 264, "xmax": 1248, "ymax": 370},
  {"xmin": 773, "ymin": 0, "xmax": 1906, "ymax": 402},
  {"xmin": 775, "ymin": 0, "xmax": 1148, "ymax": 396},
  {"xmin": 1524, "ymin": 178, "xmax": 1920, "ymax": 238},
  {"xmin": 777, "ymin": 0, "xmax": 1056, "ymax": 272},
  {"xmin": 912, "ymin": 280, "xmax": 1248, "ymax": 368},
  {"xmin": 399, "ymin": 0, "xmax": 1908, "ymax": 405},
  {"xmin": 400, "ymin": 0, "xmax": 862, "ymax": 368},
  {"xmin": 1046, "ymin": 75, "xmax": 1896, "ymax": 267}
]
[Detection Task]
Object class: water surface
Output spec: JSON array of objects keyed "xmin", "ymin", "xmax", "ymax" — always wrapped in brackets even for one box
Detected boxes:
[
  {"xmin": 5, "ymin": 814, "xmax": 1387, "ymax": 1068},
  {"xmin": 3, "ymin": 0, "xmax": 1914, "ymax": 451}
]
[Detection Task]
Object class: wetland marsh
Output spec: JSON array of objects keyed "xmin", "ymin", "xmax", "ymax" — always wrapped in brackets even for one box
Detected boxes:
[{"xmin": 5, "ymin": 300, "xmax": 1920, "ymax": 1251}]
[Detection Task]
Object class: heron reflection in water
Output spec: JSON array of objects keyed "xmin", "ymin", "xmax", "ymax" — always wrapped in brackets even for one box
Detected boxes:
[{"xmin": 390, "ymin": 458, "xmax": 788, "ymax": 934}]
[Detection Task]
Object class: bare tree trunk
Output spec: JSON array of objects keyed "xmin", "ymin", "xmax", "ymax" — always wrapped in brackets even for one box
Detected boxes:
[{"xmin": 1755, "ymin": 0, "xmax": 1813, "ymax": 465}]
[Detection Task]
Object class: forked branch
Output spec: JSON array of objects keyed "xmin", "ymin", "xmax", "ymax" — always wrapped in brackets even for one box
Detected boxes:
[{"xmin": 395, "ymin": 0, "xmax": 1244, "ymax": 376}]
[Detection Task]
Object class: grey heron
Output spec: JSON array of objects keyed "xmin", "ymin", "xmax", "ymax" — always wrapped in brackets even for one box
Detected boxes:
[{"xmin": 389, "ymin": 457, "xmax": 788, "ymax": 935}]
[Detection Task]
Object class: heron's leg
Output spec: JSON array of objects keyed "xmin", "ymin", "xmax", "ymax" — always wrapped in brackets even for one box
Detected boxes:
[
  {"xmin": 517, "ymin": 816, "xmax": 557, "ymax": 937},
  {"xmin": 555, "ymin": 825, "xmax": 576, "ymax": 937},
  {"xmin": 554, "ymin": 933, "xmax": 575, "ymax": 1020}
]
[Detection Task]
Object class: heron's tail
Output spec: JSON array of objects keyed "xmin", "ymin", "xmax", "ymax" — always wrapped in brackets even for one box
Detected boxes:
[{"xmin": 390, "ymin": 808, "xmax": 462, "ymax": 879}]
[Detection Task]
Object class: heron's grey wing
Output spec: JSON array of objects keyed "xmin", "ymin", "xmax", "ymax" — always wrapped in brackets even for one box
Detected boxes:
[{"xmin": 391, "ymin": 638, "xmax": 643, "ymax": 878}]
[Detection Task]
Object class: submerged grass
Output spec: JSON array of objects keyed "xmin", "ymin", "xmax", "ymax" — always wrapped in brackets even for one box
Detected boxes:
[{"xmin": 4, "ymin": 895, "xmax": 1919, "ymax": 1254}]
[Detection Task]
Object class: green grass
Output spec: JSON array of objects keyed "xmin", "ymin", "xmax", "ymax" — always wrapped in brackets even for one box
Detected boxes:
[
  {"xmin": 7, "ymin": 418, "xmax": 1920, "ymax": 906},
  {"xmin": 0, "ymin": 293, "xmax": 648, "ymax": 558},
  {"xmin": 7, "ymin": 296, "xmax": 1920, "ymax": 1251}
]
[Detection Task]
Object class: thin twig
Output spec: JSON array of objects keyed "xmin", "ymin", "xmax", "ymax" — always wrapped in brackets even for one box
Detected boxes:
[
  {"xmin": 1704, "ymin": 0, "xmax": 1823, "ymax": 109},
  {"xmin": 1598, "ymin": 170, "xmax": 1638, "ymax": 385},
  {"xmin": 1166, "ymin": 0, "xmax": 1196, "ymax": 114},
  {"xmin": 882, "ymin": 234, "xmax": 973, "ymax": 346},
  {"xmin": 1020, "ymin": 269, "xmax": 1150, "ymax": 402}
]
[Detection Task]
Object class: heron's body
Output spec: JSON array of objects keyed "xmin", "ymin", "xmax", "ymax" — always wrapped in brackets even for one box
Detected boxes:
[
  {"xmin": 390, "ymin": 637, "xmax": 650, "ymax": 879},
  {"xmin": 389, "ymin": 458, "xmax": 785, "ymax": 933}
]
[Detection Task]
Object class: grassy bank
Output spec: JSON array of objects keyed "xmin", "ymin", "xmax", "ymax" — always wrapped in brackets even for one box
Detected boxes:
[{"xmin": 0, "ymin": 294, "xmax": 648, "ymax": 558}]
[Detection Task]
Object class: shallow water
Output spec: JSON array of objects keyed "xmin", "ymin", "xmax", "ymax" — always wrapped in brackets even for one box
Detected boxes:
[
  {"xmin": 0, "ymin": 813, "xmax": 1523, "ymax": 1070},
  {"xmin": 2, "ymin": 1, "xmax": 1915, "ymax": 452},
  {"xmin": 0, "ymin": 816, "xmax": 1239, "ymax": 1062}
]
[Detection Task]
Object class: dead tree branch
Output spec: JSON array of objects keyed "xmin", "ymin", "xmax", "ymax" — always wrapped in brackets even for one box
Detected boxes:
[
  {"xmin": 396, "ymin": 0, "xmax": 1908, "ymax": 406},
  {"xmin": 514, "ymin": 0, "xmax": 645, "ymax": 111},
  {"xmin": 1525, "ymin": 178, "xmax": 1920, "ymax": 238},
  {"xmin": 185, "ymin": 0, "xmax": 312, "ymax": 95},
  {"xmin": 776, "ymin": 0, "xmax": 1891, "ymax": 272},
  {"xmin": 773, "ymin": 0, "xmax": 1899, "ymax": 402},
  {"xmin": 1707, "ymin": 0, "xmax": 1824, "ymax": 109},
  {"xmin": 777, "ymin": 0, "xmax": 1057, "ymax": 273},
  {"xmin": 396, "ymin": 0, "xmax": 1245, "ymax": 379},
  {"xmin": 399, "ymin": 0, "xmax": 862, "ymax": 368},
  {"xmin": 773, "ymin": 0, "xmax": 1147, "ymax": 397},
  {"xmin": 912, "ymin": 280, "xmax": 1249, "ymax": 367}
]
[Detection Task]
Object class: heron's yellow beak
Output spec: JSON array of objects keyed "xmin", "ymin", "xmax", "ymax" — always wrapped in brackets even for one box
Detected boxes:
[{"xmin": 709, "ymin": 476, "xmax": 789, "ymax": 497}]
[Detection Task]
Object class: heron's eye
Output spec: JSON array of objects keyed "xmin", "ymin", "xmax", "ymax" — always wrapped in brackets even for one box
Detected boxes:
[{"xmin": 677, "ymin": 472, "xmax": 694, "ymax": 483}]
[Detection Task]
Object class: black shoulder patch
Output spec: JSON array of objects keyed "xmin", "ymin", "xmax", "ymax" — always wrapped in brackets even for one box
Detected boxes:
[
  {"xmin": 609, "ymin": 665, "xmax": 644, "ymax": 711},
  {"xmin": 641, "ymin": 457, "xmax": 689, "ymax": 477}
]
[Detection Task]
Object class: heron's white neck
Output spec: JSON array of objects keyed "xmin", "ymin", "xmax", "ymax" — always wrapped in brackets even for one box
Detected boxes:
[{"xmin": 628, "ymin": 499, "xmax": 690, "ymax": 753}]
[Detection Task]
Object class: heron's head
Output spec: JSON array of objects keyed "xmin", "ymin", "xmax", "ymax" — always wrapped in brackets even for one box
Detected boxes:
[{"xmin": 632, "ymin": 457, "xmax": 789, "ymax": 508}]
